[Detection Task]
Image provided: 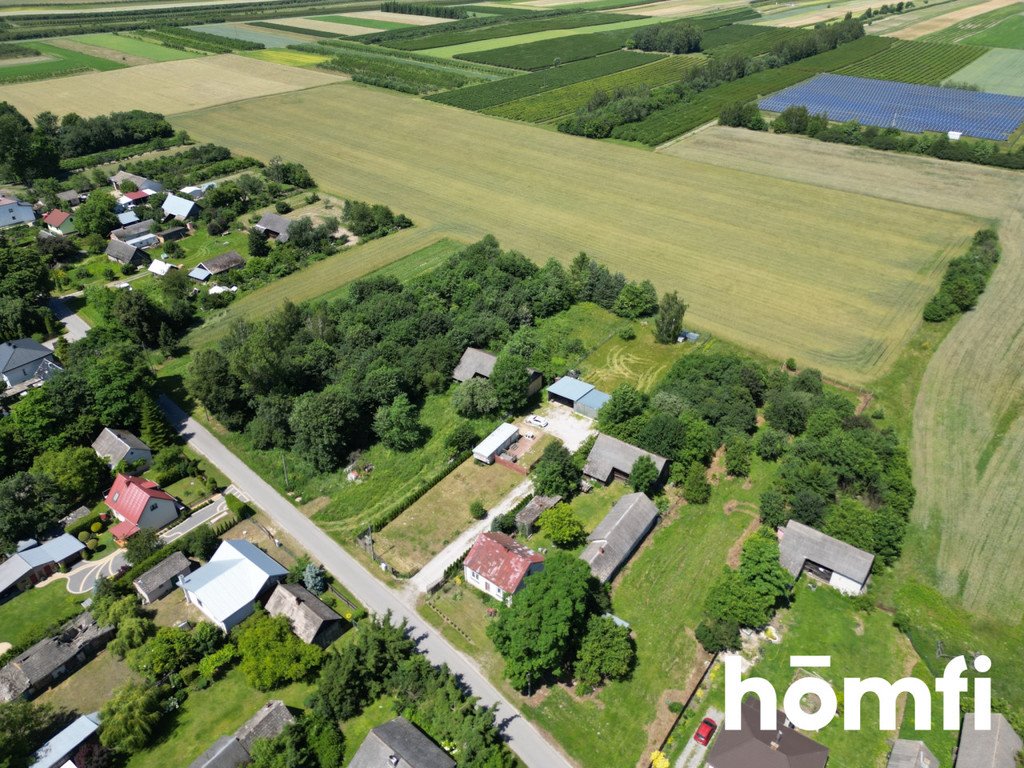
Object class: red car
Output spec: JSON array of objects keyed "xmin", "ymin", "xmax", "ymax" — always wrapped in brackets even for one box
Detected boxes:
[{"xmin": 694, "ymin": 717, "xmax": 717, "ymax": 746}]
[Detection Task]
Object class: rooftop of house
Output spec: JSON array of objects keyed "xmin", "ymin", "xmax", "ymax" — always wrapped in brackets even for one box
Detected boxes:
[
  {"xmin": 452, "ymin": 347, "xmax": 497, "ymax": 382},
  {"xmin": 110, "ymin": 219, "xmax": 155, "ymax": 241},
  {"xmin": 162, "ymin": 193, "xmax": 198, "ymax": 218},
  {"xmin": 0, "ymin": 535, "xmax": 85, "ymax": 594},
  {"xmin": 546, "ymin": 376, "xmax": 596, "ymax": 403},
  {"xmin": 254, "ymin": 213, "xmax": 292, "ymax": 240},
  {"xmin": 0, "ymin": 339, "xmax": 52, "ymax": 376},
  {"xmin": 579, "ymin": 492, "xmax": 659, "ymax": 582},
  {"xmin": 187, "ymin": 701, "xmax": 294, "ymax": 768},
  {"xmin": 91, "ymin": 427, "xmax": 150, "ymax": 463},
  {"xmin": 104, "ymin": 474, "xmax": 174, "ymax": 525},
  {"xmin": 956, "ymin": 713, "xmax": 1023, "ymax": 768},
  {"xmin": 42, "ymin": 210, "xmax": 71, "ymax": 228},
  {"xmin": 887, "ymin": 739, "xmax": 938, "ymax": 768},
  {"xmin": 582, "ymin": 433, "xmax": 667, "ymax": 483},
  {"xmin": 199, "ymin": 250, "xmax": 245, "ymax": 275},
  {"xmin": 133, "ymin": 550, "xmax": 191, "ymax": 595},
  {"xmin": 349, "ymin": 717, "xmax": 455, "ymax": 768},
  {"xmin": 463, "ymin": 532, "xmax": 543, "ymax": 594},
  {"xmin": 707, "ymin": 699, "xmax": 829, "ymax": 768},
  {"xmin": 179, "ymin": 540, "xmax": 288, "ymax": 625},
  {"xmin": 778, "ymin": 520, "xmax": 875, "ymax": 584},
  {"xmin": 104, "ymin": 240, "xmax": 143, "ymax": 264},
  {"xmin": 265, "ymin": 583, "xmax": 342, "ymax": 644}
]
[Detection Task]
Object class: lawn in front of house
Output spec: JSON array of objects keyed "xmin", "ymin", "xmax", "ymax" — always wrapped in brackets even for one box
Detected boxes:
[
  {"xmin": 125, "ymin": 666, "xmax": 313, "ymax": 768},
  {"xmin": 39, "ymin": 649, "xmax": 138, "ymax": 714},
  {"xmin": 523, "ymin": 481, "xmax": 629, "ymax": 553},
  {"xmin": 372, "ymin": 457, "xmax": 526, "ymax": 575},
  {"xmin": 340, "ymin": 696, "xmax": 399, "ymax": 764},
  {"xmin": 531, "ymin": 302, "xmax": 629, "ymax": 377},
  {"xmin": 0, "ymin": 580, "xmax": 84, "ymax": 647}
]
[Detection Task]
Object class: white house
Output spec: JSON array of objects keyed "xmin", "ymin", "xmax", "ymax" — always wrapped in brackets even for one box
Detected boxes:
[
  {"xmin": 91, "ymin": 427, "xmax": 152, "ymax": 469},
  {"xmin": 778, "ymin": 520, "xmax": 874, "ymax": 595},
  {"xmin": 104, "ymin": 473, "xmax": 177, "ymax": 541},
  {"xmin": 180, "ymin": 540, "xmax": 288, "ymax": 632},
  {"xmin": 472, "ymin": 423, "xmax": 519, "ymax": 465},
  {"xmin": 463, "ymin": 532, "xmax": 544, "ymax": 602}
]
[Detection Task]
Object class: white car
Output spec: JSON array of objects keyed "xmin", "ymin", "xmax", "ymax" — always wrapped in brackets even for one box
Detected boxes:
[{"xmin": 525, "ymin": 415, "xmax": 548, "ymax": 428}]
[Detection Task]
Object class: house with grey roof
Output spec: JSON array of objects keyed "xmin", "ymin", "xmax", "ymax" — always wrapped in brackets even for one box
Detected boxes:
[
  {"xmin": 888, "ymin": 739, "xmax": 939, "ymax": 768},
  {"xmin": 91, "ymin": 427, "xmax": 152, "ymax": 469},
  {"xmin": 452, "ymin": 347, "xmax": 543, "ymax": 396},
  {"xmin": 110, "ymin": 219, "xmax": 156, "ymax": 244},
  {"xmin": 779, "ymin": 520, "xmax": 874, "ymax": 595},
  {"xmin": 161, "ymin": 193, "xmax": 200, "ymax": 221},
  {"xmin": 515, "ymin": 495, "xmax": 561, "ymax": 537},
  {"xmin": 189, "ymin": 251, "xmax": 245, "ymax": 282},
  {"xmin": 29, "ymin": 712, "xmax": 101, "ymax": 768},
  {"xmin": 0, "ymin": 535, "xmax": 86, "ymax": 598},
  {"xmin": 707, "ymin": 699, "xmax": 829, "ymax": 768},
  {"xmin": 116, "ymin": 210, "xmax": 140, "ymax": 227},
  {"xmin": 133, "ymin": 550, "xmax": 192, "ymax": 604},
  {"xmin": 180, "ymin": 540, "xmax": 288, "ymax": 632},
  {"xmin": 956, "ymin": 713, "xmax": 1023, "ymax": 768},
  {"xmin": 266, "ymin": 583, "xmax": 343, "ymax": 647},
  {"xmin": 0, "ymin": 339, "xmax": 56, "ymax": 389},
  {"xmin": 582, "ymin": 433, "xmax": 668, "ymax": 486},
  {"xmin": 0, "ymin": 613, "xmax": 114, "ymax": 702},
  {"xmin": 109, "ymin": 171, "xmax": 162, "ymax": 194},
  {"xmin": 188, "ymin": 700, "xmax": 294, "ymax": 768},
  {"xmin": 349, "ymin": 717, "xmax": 455, "ymax": 768},
  {"xmin": 104, "ymin": 240, "xmax": 146, "ymax": 267},
  {"xmin": 253, "ymin": 213, "xmax": 292, "ymax": 243},
  {"xmin": 579, "ymin": 492, "xmax": 659, "ymax": 583}
]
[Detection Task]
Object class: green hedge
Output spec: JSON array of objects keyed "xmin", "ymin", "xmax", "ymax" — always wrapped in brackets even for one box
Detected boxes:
[
  {"xmin": 66, "ymin": 510, "xmax": 105, "ymax": 538},
  {"xmin": 60, "ymin": 134, "xmax": 189, "ymax": 172}
]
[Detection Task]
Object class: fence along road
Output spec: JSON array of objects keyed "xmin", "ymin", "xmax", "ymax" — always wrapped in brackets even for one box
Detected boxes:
[{"xmin": 158, "ymin": 395, "xmax": 575, "ymax": 768}]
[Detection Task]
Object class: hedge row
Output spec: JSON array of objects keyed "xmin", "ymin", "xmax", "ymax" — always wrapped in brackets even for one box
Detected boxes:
[
  {"xmin": 60, "ymin": 134, "xmax": 189, "ymax": 172},
  {"xmin": 66, "ymin": 509, "xmax": 105, "ymax": 538},
  {"xmin": 366, "ymin": 451, "xmax": 472, "ymax": 533}
]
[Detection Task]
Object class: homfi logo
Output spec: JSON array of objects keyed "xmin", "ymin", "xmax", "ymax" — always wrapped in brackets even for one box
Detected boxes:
[{"xmin": 724, "ymin": 654, "xmax": 993, "ymax": 732}]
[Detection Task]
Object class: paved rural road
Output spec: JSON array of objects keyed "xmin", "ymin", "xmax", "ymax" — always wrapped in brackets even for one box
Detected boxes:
[
  {"xmin": 158, "ymin": 396, "xmax": 575, "ymax": 768},
  {"xmin": 407, "ymin": 478, "xmax": 533, "ymax": 595}
]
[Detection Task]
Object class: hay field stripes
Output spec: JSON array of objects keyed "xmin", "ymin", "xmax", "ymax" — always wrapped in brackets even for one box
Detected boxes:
[
  {"xmin": 958, "ymin": 11, "xmax": 1024, "ymax": 48},
  {"xmin": 483, "ymin": 53, "xmax": 703, "ymax": 122},
  {"xmin": 836, "ymin": 39, "xmax": 988, "ymax": 84},
  {"xmin": 922, "ymin": 0, "xmax": 1023, "ymax": 41},
  {"xmin": 883, "ymin": 0, "xmax": 1018, "ymax": 38},
  {"xmin": 0, "ymin": 54, "xmax": 345, "ymax": 117},
  {"xmin": 944, "ymin": 47, "xmax": 1024, "ymax": 95},
  {"xmin": 173, "ymin": 82, "xmax": 980, "ymax": 384}
]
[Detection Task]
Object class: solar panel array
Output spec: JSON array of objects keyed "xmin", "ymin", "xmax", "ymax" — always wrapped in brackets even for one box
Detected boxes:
[{"xmin": 758, "ymin": 73, "xmax": 1024, "ymax": 141}]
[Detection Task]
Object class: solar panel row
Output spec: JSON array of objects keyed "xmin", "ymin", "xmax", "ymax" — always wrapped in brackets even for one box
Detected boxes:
[{"xmin": 758, "ymin": 73, "xmax": 1024, "ymax": 141}]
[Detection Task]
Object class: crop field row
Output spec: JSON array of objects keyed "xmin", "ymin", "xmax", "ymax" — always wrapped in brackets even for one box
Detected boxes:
[
  {"xmin": 310, "ymin": 14, "xmax": 410, "ymax": 30},
  {"xmin": 837, "ymin": 39, "xmax": 988, "ymax": 84},
  {"xmin": 382, "ymin": 11, "xmax": 640, "ymax": 51},
  {"xmin": 425, "ymin": 49, "xmax": 660, "ymax": 109},
  {"xmin": 73, "ymin": 32, "xmax": 200, "ymax": 62},
  {"xmin": 0, "ymin": 40, "xmax": 123, "ymax": 83},
  {"xmin": 923, "ymin": 0, "xmax": 1024, "ymax": 42},
  {"xmin": 697, "ymin": 21, "xmax": 770, "ymax": 49},
  {"xmin": 702, "ymin": 25, "xmax": 803, "ymax": 57},
  {"xmin": 612, "ymin": 35, "xmax": 895, "ymax": 145},
  {"xmin": 460, "ymin": 4, "xmax": 540, "ymax": 14},
  {"xmin": 483, "ymin": 53, "xmax": 703, "ymax": 121},
  {"xmin": 173, "ymin": 80, "xmax": 979, "ymax": 384}
]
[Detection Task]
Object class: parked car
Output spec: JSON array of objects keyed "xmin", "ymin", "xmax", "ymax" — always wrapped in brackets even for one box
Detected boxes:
[
  {"xmin": 525, "ymin": 415, "xmax": 548, "ymax": 428},
  {"xmin": 694, "ymin": 718, "xmax": 717, "ymax": 746}
]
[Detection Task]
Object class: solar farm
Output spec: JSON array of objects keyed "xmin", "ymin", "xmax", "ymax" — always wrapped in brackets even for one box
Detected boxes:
[{"xmin": 759, "ymin": 72, "xmax": 1024, "ymax": 140}]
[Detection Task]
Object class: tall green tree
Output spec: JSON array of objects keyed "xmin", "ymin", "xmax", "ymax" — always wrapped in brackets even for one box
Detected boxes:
[
  {"xmin": 31, "ymin": 446, "xmax": 109, "ymax": 508},
  {"xmin": 538, "ymin": 504, "xmax": 586, "ymax": 548},
  {"xmin": 124, "ymin": 528, "xmax": 161, "ymax": 566},
  {"xmin": 100, "ymin": 684, "xmax": 163, "ymax": 754},
  {"xmin": 629, "ymin": 455, "xmax": 659, "ymax": 495},
  {"xmin": 612, "ymin": 280, "xmax": 658, "ymax": 319},
  {"xmin": 682, "ymin": 460, "xmax": 711, "ymax": 504},
  {"xmin": 372, "ymin": 393, "xmax": 423, "ymax": 451},
  {"xmin": 248, "ymin": 226, "xmax": 270, "ymax": 259},
  {"xmin": 138, "ymin": 393, "xmax": 175, "ymax": 451},
  {"xmin": 573, "ymin": 615, "xmax": 635, "ymax": 691},
  {"xmin": 653, "ymin": 291, "xmax": 687, "ymax": 344},
  {"xmin": 490, "ymin": 351, "xmax": 530, "ymax": 413},
  {"xmin": 531, "ymin": 442, "xmax": 581, "ymax": 499},
  {"xmin": 0, "ymin": 700, "xmax": 59, "ymax": 768},
  {"xmin": 0, "ymin": 473, "xmax": 61, "ymax": 553},
  {"xmin": 289, "ymin": 385, "xmax": 359, "ymax": 472},
  {"xmin": 74, "ymin": 191, "xmax": 119, "ymax": 237}
]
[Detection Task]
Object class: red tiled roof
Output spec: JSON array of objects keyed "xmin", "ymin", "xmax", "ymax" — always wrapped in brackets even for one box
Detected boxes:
[
  {"xmin": 110, "ymin": 520, "xmax": 140, "ymax": 541},
  {"xmin": 105, "ymin": 474, "xmax": 174, "ymax": 525},
  {"xmin": 43, "ymin": 210, "xmax": 71, "ymax": 227},
  {"xmin": 464, "ymin": 532, "xmax": 543, "ymax": 594},
  {"xmin": 125, "ymin": 190, "xmax": 149, "ymax": 201}
]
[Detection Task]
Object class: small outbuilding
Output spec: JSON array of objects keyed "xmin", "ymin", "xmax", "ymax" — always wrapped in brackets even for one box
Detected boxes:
[
  {"xmin": 515, "ymin": 495, "xmax": 561, "ymax": 537},
  {"xmin": 104, "ymin": 240, "xmax": 146, "ymax": 267},
  {"xmin": 147, "ymin": 260, "xmax": 177, "ymax": 277},
  {"xmin": 579, "ymin": 492, "xmax": 659, "ymax": 583},
  {"xmin": 110, "ymin": 219, "xmax": 156, "ymax": 243},
  {"xmin": 29, "ymin": 712, "xmax": 101, "ymax": 768},
  {"xmin": 472, "ymin": 422, "xmax": 519, "ymax": 465},
  {"xmin": 778, "ymin": 520, "xmax": 874, "ymax": 595},
  {"xmin": 189, "ymin": 251, "xmax": 245, "ymax": 282},
  {"xmin": 92, "ymin": 427, "xmax": 152, "ymax": 469},
  {"xmin": 133, "ymin": 550, "xmax": 192, "ymax": 604},
  {"xmin": 265, "ymin": 583, "xmax": 343, "ymax": 647},
  {"xmin": 349, "ymin": 716, "xmax": 455, "ymax": 768},
  {"xmin": 463, "ymin": 531, "xmax": 544, "ymax": 602},
  {"xmin": 888, "ymin": 739, "xmax": 939, "ymax": 768},
  {"xmin": 252, "ymin": 213, "xmax": 292, "ymax": 243},
  {"xmin": 955, "ymin": 713, "xmax": 1023, "ymax": 768},
  {"xmin": 546, "ymin": 376, "xmax": 610, "ymax": 418},
  {"xmin": 582, "ymin": 433, "xmax": 667, "ymax": 486}
]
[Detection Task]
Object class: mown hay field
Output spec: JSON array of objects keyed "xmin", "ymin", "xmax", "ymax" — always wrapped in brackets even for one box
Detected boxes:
[
  {"xmin": 0, "ymin": 54, "xmax": 344, "ymax": 117},
  {"xmin": 173, "ymin": 81, "xmax": 979, "ymax": 384},
  {"xmin": 943, "ymin": 47, "xmax": 1024, "ymax": 95},
  {"xmin": 72, "ymin": 32, "xmax": 201, "ymax": 62}
]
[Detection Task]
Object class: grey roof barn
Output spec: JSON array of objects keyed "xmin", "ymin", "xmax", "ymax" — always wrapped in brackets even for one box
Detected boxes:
[
  {"xmin": 779, "ymin": 520, "xmax": 874, "ymax": 592},
  {"xmin": 133, "ymin": 551, "xmax": 191, "ymax": 604},
  {"xmin": 349, "ymin": 717, "xmax": 455, "ymax": 768},
  {"xmin": 105, "ymin": 240, "xmax": 146, "ymax": 265},
  {"xmin": 579, "ymin": 492, "xmax": 659, "ymax": 583},
  {"xmin": 199, "ymin": 251, "xmax": 245, "ymax": 276},
  {"xmin": 91, "ymin": 427, "xmax": 151, "ymax": 468},
  {"xmin": 253, "ymin": 213, "xmax": 291, "ymax": 243},
  {"xmin": 888, "ymin": 739, "xmax": 938, "ymax": 768},
  {"xmin": 265, "ymin": 583, "xmax": 343, "ymax": 647},
  {"xmin": 452, "ymin": 347, "xmax": 497, "ymax": 381},
  {"xmin": 955, "ymin": 713, "xmax": 1023, "ymax": 768},
  {"xmin": 110, "ymin": 219, "xmax": 156, "ymax": 242},
  {"xmin": 582, "ymin": 434, "xmax": 667, "ymax": 485},
  {"xmin": 188, "ymin": 700, "xmax": 294, "ymax": 768}
]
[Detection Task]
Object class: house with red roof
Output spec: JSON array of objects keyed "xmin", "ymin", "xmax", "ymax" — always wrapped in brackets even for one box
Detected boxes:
[
  {"xmin": 42, "ymin": 209, "xmax": 75, "ymax": 236},
  {"xmin": 463, "ymin": 532, "xmax": 544, "ymax": 602},
  {"xmin": 104, "ymin": 474, "xmax": 178, "ymax": 541}
]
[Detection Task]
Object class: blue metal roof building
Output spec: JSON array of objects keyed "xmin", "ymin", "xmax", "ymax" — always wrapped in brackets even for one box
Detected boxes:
[
  {"xmin": 575, "ymin": 389, "xmax": 611, "ymax": 420},
  {"xmin": 30, "ymin": 713, "xmax": 100, "ymax": 768},
  {"xmin": 546, "ymin": 377, "xmax": 611, "ymax": 418}
]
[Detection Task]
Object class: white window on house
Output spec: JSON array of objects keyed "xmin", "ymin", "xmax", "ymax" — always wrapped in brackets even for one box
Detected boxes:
[{"xmin": 112, "ymin": 492, "xmax": 120, "ymax": 502}]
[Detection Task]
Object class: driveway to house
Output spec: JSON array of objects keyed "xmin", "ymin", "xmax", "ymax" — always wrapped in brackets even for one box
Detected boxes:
[
  {"xmin": 534, "ymin": 403, "xmax": 596, "ymax": 451},
  {"xmin": 160, "ymin": 488, "xmax": 239, "ymax": 542},
  {"xmin": 675, "ymin": 707, "xmax": 723, "ymax": 768},
  {"xmin": 158, "ymin": 395, "xmax": 575, "ymax": 768},
  {"xmin": 44, "ymin": 296, "xmax": 90, "ymax": 348},
  {"xmin": 65, "ymin": 548, "xmax": 127, "ymax": 595},
  {"xmin": 407, "ymin": 478, "xmax": 534, "ymax": 595}
]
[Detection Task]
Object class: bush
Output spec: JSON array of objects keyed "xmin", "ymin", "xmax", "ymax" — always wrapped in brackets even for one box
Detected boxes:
[
  {"xmin": 90, "ymin": 522, "xmax": 103, "ymax": 533},
  {"xmin": 469, "ymin": 500, "xmax": 487, "ymax": 520}
]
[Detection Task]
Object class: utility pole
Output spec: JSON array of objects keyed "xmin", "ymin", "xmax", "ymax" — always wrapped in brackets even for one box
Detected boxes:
[{"xmin": 281, "ymin": 455, "xmax": 290, "ymax": 491}]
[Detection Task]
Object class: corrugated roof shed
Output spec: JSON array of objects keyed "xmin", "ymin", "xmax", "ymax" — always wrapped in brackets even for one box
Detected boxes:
[
  {"xmin": 452, "ymin": 347, "xmax": 497, "ymax": 382},
  {"xmin": 515, "ymin": 495, "xmax": 561, "ymax": 528},
  {"xmin": 956, "ymin": 713, "xmax": 1023, "ymax": 768},
  {"xmin": 546, "ymin": 376, "xmax": 595, "ymax": 403},
  {"xmin": 779, "ymin": 520, "xmax": 874, "ymax": 585},
  {"xmin": 349, "ymin": 717, "xmax": 455, "ymax": 768},
  {"xmin": 888, "ymin": 739, "xmax": 938, "ymax": 768},
  {"xmin": 579, "ymin": 492, "xmax": 658, "ymax": 583},
  {"xmin": 30, "ymin": 713, "xmax": 100, "ymax": 768},
  {"xmin": 473, "ymin": 423, "xmax": 519, "ymax": 462},
  {"xmin": 582, "ymin": 434, "xmax": 667, "ymax": 484}
]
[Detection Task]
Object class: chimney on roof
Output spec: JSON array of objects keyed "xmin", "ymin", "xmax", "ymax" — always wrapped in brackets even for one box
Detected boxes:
[
  {"xmin": 389, "ymin": 756, "xmax": 400, "ymax": 767},
  {"xmin": 770, "ymin": 729, "xmax": 784, "ymax": 750}
]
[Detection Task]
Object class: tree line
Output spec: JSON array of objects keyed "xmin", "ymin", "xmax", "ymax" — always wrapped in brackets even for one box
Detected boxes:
[{"xmin": 380, "ymin": 1, "xmax": 468, "ymax": 19}]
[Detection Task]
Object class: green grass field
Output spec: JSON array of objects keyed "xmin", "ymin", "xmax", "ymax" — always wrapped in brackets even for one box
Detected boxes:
[
  {"xmin": 310, "ymin": 14, "xmax": 412, "ymax": 29},
  {"xmin": 960, "ymin": 11, "xmax": 1024, "ymax": 48},
  {"xmin": 0, "ymin": 581, "xmax": 83, "ymax": 647},
  {"xmin": 923, "ymin": 1, "xmax": 1024, "ymax": 42},
  {"xmin": 943, "ymin": 47, "xmax": 1024, "ymax": 94},
  {"xmin": 837, "ymin": 39, "xmax": 988, "ymax": 84},
  {"xmin": 173, "ymin": 81, "xmax": 978, "ymax": 385},
  {"xmin": 74, "ymin": 32, "xmax": 201, "ymax": 61},
  {"xmin": 0, "ymin": 41, "xmax": 124, "ymax": 83}
]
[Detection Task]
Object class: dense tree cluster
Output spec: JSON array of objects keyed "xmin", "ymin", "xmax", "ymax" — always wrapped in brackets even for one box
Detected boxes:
[
  {"xmin": 380, "ymin": 1, "xmax": 468, "ymax": 18},
  {"xmin": 0, "ymin": 231, "xmax": 54, "ymax": 339},
  {"xmin": 487, "ymin": 551, "xmax": 634, "ymax": 694},
  {"xmin": 629, "ymin": 22, "xmax": 702, "ymax": 54},
  {"xmin": 122, "ymin": 143, "xmax": 260, "ymax": 190},
  {"xmin": 718, "ymin": 100, "xmax": 768, "ymax": 130},
  {"xmin": 0, "ymin": 696, "xmax": 64, "ymax": 768},
  {"xmin": 312, "ymin": 614, "xmax": 516, "ymax": 767},
  {"xmin": 235, "ymin": 611, "xmax": 323, "ymax": 691},
  {"xmin": 923, "ymin": 229, "xmax": 1000, "ymax": 321},
  {"xmin": 341, "ymin": 199, "xmax": 412, "ymax": 238}
]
